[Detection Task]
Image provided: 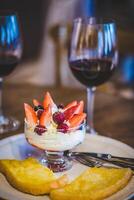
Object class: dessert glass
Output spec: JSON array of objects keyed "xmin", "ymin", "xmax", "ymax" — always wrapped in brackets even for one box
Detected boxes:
[{"xmin": 24, "ymin": 120, "xmax": 86, "ymax": 172}]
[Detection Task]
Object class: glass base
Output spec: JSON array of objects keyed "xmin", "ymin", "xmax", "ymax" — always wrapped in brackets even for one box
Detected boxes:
[
  {"xmin": 0, "ymin": 115, "xmax": 20, "ymax": 134},
  {"xmin": 39, "ymin": 151, "xmax": 73, "ymax": 173},
  {"xmin": 86, "ymin": 125, "xmax": 98, "ymax": 135}
]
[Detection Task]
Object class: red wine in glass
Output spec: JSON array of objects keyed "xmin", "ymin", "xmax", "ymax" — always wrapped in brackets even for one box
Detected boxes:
[
  {"xmin": 0, "ymin": 13, "xmax": 22, "ymax": 134},
  {"xmin": 69, "ymin": 58, "xmax": 116, "ymax": 87},
  {"xmin": 0, "ymin": 55, "xmax": 19, "ymax": 77},
  {"xmin": 69, "ymin": 18, "xmax": 118, "ymax": 134}
]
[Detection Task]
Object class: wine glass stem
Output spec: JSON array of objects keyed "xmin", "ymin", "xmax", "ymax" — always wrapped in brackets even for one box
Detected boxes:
[
  {"xmin": 87, "ymin": 87, "xmax": 96, "ymax": 134},
  {"xmin": 0, "ymin": 78, "xmax": 3, "ymax": 116}
]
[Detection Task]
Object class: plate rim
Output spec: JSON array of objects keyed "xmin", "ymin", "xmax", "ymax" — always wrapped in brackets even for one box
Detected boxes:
[
  {"xmin": 85, "ymin": 134, "xmax": 134, "ymax": 155},
  {"xmin": 0, "ymin": 133, "xmax": 134, "ymax": 200}
]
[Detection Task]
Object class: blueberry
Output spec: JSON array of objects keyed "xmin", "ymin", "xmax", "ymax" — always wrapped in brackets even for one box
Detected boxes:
[
  {"xmin": 34, "ymin": 106, "xmax": 39, "ymax": 111},
  {"xmin": 57, "ymin": 104, "xmax": 64, "ymax": 109},
  {"xmin": 34, "ymin": 105, "xmax": 44, "ymax": 111},
  {"xmin": 38, "ymin": 105, "xmax": 44, "ymax": 110}
]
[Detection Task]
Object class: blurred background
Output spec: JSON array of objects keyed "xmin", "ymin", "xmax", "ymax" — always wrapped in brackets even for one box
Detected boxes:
[
  {"xmin": 0, "ymin": 0, "xmax": 134, "ymax": 96},
  {"xmin": 0, "ymin": 0, "xmax": 134, "ymax": 147}
]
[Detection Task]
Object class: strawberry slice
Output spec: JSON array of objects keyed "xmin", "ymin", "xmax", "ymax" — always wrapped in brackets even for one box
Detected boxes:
[
  {"xmin": 64, "ymin": 101, "xmax": 84, "ymax": 120},
  {"xmin": 68, "ymin": 113, "xmax": 86, "ymax": 128},
  {"xmin": 24, "ymin": 103, "xmax": 38, "ymax": 125},
  {"xmin": 63, "ymin": 100, "xmax": 77, "ymax": 111},
  {"xmin": 75, "ymin": 101, "xmax": 84, "ymax": 114},
  {"xmin": 64, "ymin": 104, "xmax": 79, "ymax": 120},
  {"xmin": 43, "ymin": 92, "xmax": 55, "ymax": 109},
  {"xmin": 39, "ymin": 105, "xmax": 52, "ymax": 127},
  {"xmin": 33, "ymin": 99, "xmax": 40, "ymax": 107}
]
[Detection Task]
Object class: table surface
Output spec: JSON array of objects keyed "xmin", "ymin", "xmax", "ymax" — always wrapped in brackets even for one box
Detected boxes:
[
  {"xmin": 0, "ymin": 83, "xmax": 134, "ymax": 148},
  {"xmin": 0, "ymin": 83, "xmax": 134, "ymax": 200}
]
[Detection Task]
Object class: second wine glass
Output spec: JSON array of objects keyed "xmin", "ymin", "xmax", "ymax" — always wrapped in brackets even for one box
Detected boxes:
[
  {"xmin": 69, "ymin": 18, "xmax": 118, "ymax": 134},
  {"xmin": 0, "ymin": 13, "xmax": 22, "ymax": 133}
]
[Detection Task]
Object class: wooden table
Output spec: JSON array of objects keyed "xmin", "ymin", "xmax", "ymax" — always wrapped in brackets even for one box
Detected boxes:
[{"xmin": 0, "ymin": 83, "xmax": 134, "ymax": 148}]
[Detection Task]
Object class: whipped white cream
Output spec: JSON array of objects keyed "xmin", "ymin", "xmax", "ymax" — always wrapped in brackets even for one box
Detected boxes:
[{"xmin": 25, "ymin": 123, "xmax": 85, "ymax": 151}]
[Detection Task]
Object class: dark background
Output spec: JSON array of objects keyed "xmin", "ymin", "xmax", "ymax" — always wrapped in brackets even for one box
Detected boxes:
[
  {"xmin": 0, "ymin": 0, "xmax": 49, "ymax": 61},
  {"xmin": 0, "ymin": 0, "xmax": 134, "ymax": 62}
]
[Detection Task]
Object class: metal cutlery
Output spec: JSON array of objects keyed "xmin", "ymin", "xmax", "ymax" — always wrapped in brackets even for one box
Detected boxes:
[
  {"xmin": 80, "ymin": 154, "xmax": 134, "ymax": 169},
  {"xmin": 65, "ymin": 151, "xmax": 134, "ymax": 170},
  {"xmin": 72, "ymin": 152, "xmax": 134, "ymax": 164},
  {"xmin": 75, "ymin": 155, "xmax": 102, "ymax": 168},
  {"xmin": 75, "ymin": 156, "xmax": 108, "ymax": 168},
  {"xmin": 77, "ymin": 154, "xmax": 134, "ymax": 170}
]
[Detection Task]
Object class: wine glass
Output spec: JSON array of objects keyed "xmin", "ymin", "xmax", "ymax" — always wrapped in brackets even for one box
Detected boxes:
[
  {"xmin": 69, "ymin": 17, "xmax": 118, "ymax": 134},
  {"xmin": 0, "ymin": 13, "xmax": 22, "ymax": 133}
]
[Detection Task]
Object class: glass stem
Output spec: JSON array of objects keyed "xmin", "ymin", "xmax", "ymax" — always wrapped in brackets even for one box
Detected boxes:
[
  {"xmin": 0, "ymin": 78, "xmax": 3, "ymax": 116},
  {"xmin": 87, "ymin": 87, "xmax": 96, "ymax": 134}
]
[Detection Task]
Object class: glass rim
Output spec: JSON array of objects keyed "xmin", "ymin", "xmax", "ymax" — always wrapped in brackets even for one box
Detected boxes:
[
  {"xmin": 74, "ymin": 17, "xmax": 116, "ymax": 26},
  {"xmin": 0, "ymin": 10, "xmax": 18, "ymax": 17},
  {"xmin": 24, "ymin": 119, "xmax": 86, "ymax": 132}
]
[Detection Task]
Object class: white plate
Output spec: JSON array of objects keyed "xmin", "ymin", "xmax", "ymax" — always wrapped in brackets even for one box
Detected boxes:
[{"xmin": 0, "ymin": 133, "xmax": 134, "ymax": 200}]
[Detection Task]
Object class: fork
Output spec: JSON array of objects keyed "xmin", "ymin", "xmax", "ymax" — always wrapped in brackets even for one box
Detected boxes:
[
  {"xmin": 75, "ymin": 154, "xmax": 134, "ymax": 170},
  {"xmin": 75, "ymin": 156, "xmax": 102, "ymax": 167}
]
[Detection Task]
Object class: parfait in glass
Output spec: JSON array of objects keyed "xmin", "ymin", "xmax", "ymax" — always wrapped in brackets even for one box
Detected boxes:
[{"xmin": 24, "ymin": 92, "xmax": 86, "ymax": 172}]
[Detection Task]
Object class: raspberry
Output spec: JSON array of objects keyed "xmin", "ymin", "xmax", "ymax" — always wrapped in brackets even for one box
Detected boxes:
[
  {"xmin": 37, "ymin": 109, "xmax": 44, "ymax": 119},
  {"xmin": 57, "ymin": 123, "xmax": 69, "ymax": 133},
  {"xmin": 34, "ymin": 105, "xmax": 44, "ymax": 119},
  {"xmin": 53, "ymin": 112, "xmax": 65, "ymax": 124},
  {"xmin": 34, "ymin": 125, "xmax": 47, "ymax": 135}
]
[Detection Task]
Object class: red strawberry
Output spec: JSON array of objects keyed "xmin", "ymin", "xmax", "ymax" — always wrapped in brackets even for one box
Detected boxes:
[
  {"xmin": 64, "ymin": 105, "xmax": 79, "ymax": 120},
  {"xmin": 33, "ymin": 99, "xmax": 40, "ymax": 107},
  {"xmin": 39, "ymin": 105, "xmax": 52, "ymax": 127},
  {"xmin": 24, "ymin": 103, "xmax": 38, "ymax": 125},
  {"xmin": 64, "ymin": 101, "xmax": 84, "ymax": 120},
  {"xmin": 43, "ymin": 92, "xmax": 55, "ymax": 109},
  {"xmin": 68, "ymin": 113, "xmax": 86, "ymax": 128},
  {"xmin": 75, "ymin": 101, "xmax": 84, "ymax": 114},
  {"xmin": 63, "ymin": 100, "xmax": 77, "ymax": 111}
]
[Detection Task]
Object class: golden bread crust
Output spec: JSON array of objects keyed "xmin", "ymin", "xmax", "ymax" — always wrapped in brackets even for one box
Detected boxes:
[
  {"xmin": 50, "ymin": 167, "xmax": 133, "ymax": 200},
  {"xmin": 0, "ymin": 158, "xmax": 56, "ymax": 195}
]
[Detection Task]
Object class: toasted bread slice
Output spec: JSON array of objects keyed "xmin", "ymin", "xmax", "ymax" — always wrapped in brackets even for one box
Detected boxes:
[
  {"xmin": 0, "ymin": 158, "xmax": 59, "ymax": 195},
  {"xmin": 50, "ymin": 167, "xmax": 132, "ymax": 200}
]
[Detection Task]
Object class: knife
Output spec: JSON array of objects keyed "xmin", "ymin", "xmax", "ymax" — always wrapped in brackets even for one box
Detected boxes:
[{"xmin": 65, "ymin": 151, "xmax": 134, "ymax": 165}]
